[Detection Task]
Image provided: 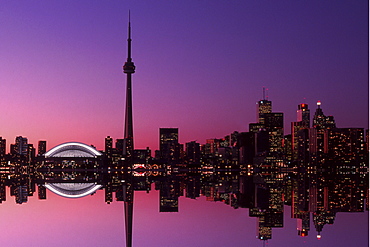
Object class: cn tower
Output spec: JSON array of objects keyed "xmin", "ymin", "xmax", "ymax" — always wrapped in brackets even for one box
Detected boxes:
[{"xmin": 123, "ymin": 12, "xmax": 135, "ymax": 162}]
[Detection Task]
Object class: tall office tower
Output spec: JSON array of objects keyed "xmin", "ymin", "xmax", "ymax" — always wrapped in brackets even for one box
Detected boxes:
[
  {"xmin": 297, "ymin": 103, "xmax": 310, "ymax": 128},
  {"xmin": 256, "ymin": 88, "xmax": 272, "ymax": 124},
  {"xmin": 291, "ymin": 104, "xmax": 310, "ymax": 160},
  {"xmin": 105, "ymin": 136, "xmax": 113, "ymax": 156},
  {"xmin": 312, "ymin": 101, "xmax": 336, "ymax": 130},
  {"xmin": 38, "ymin": 141, "xmax": 47, "ymax": 155},
  {"xmin": 257, "ymin": 100, "xmax": 272, "ymax": 124},
  {"xmin": 312, "ymin": 101, "xmax": 326, "ymax": 129},
  {"xmin": 264, "ymin": 112, "xmax": 284, "ymax": 153},
  {"xmin": 159, "ymin": 128, "xmax": 180, "ymax": 163},
  {"xmin": 123, "ymin": 13, "xmax": 136, "ymax": 161},
  {"xmin": 15, "ymin": 136, "xmax": 28, "ymax": 156},
  {"xmin": 0, "ymin": 137, "xmax": 6, "ymax": 158}
]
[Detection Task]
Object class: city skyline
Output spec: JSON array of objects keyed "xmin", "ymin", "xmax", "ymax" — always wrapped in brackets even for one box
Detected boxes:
[{"xmin": 1, "ymin": 1, "xmax": 368, "ymax": 152}]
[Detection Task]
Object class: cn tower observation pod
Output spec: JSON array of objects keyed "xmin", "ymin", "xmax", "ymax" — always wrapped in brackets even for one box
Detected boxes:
[{"xmin": 43, "ymin": 142, "xmax": 103, "ymax": 198}]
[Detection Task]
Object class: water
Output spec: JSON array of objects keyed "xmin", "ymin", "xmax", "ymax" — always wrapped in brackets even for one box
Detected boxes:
[{"xmin": 0, "ymin": 169, "xmax": 367, "ymax": 247}]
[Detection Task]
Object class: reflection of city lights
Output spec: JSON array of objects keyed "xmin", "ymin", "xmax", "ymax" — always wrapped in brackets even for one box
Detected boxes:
[{"xmin": 317, "ymin": 234, "xmax": 321, "ymax": 239}]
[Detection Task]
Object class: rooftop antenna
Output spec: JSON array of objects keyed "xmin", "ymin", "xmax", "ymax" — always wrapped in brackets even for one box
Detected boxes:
[
  {"xmin": 262, "ymin": 87, "xmax": 265, "ymax": 100},
  {"xmin": 266, "ymin": 88, "xmax": 269, "ymax": 100}
]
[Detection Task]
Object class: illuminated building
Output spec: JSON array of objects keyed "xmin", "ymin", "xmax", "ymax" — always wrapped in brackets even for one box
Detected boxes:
[
  {"xmin": 264, "ymin": 112, "xmax": 284, "ymax": 153},
  {"xmin": 297, "ymin": 103, "xmax": 310, "ymax": 128},
  {"xmin": 105, "ymin": 136, "xmax": 113, "ymax": 157},
  {"xmin": 38, "ymin": 141, "xmax": 47, "ymax": 155},
  {"xmin": 257, "ymin": 100, "xmax": 272, "ymax": 124},
  {"xmin": 185, "ymin": 141, "xmax": 201, "ymax": 165},
  {"xmin": 312, "ymin": 101, "xmax": 336, "ymax": 130},
  {"xmin": 0, "ymin": 137, "xmax": 5, "ymax": 159},
  {"xmin": 27, "ymin": 144, "xmax": 35, "ymax": 162},
  {"xmin": 327, "ymin": 128, "xmax": 366, "ymax": 167},
  {"xmin": 160, "ymin": 128, "xmax": 180, "ymax": 163},
  {"xmin": 38, "ymin": 185, "xmax": 46, "ymax": 200},
  {"xmin": 292, "ymin": 104, "xmax": 310, "ymax": 160},
  {"xmin": 134, "ymin": 147, "xmax": 151, "ymax": 163},
  {"xmin": 15, "ymin": 185, "xmax": 28, "ymax": 204},
  {"xmin": 15, "ymin": 136, "xmax": 28, "ymax": 156}
]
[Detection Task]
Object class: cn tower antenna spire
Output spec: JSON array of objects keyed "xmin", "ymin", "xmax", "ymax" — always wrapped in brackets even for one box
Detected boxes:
[{"xmin": 127, "ymin": 10, "xmax": 132, "ymax": 62}]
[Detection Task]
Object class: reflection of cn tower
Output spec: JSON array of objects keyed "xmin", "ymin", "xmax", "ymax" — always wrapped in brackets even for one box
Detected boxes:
[{"xmin": 123, "ymin": 12, "xmax": 135, "ymax": 247}]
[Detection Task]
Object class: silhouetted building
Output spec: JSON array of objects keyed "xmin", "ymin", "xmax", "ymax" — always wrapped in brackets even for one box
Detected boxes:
[
  {"xmin": 327, "ymin": 128, "xmax": 366, "ymax": 167},
  {"xmin": 159, "ymin": 128, "xmax": 180, "ymax": 163},
  {"xmin": 116, "ymin": 139, "xmax": 124, "ymax": 154},
  {"xmin": 15, "ymin": 136, "xmax": 28, "ymax": 156},
  {"xmin": 27, "ymin": 144, "xmax": 35, "ymax": 162},
  {"xmin": 185, "ymin": 141, "xmax": 201, "ymax": 165},
  {"xmin": 0, "ymin": 137, "xmax": 6, "ymax": 159},
  {"xmin": 38, "ymin": 141, "xmax": 47, "ymax": 155},
  {"xmin": 105, "ymin": 136, "xmax": 113, "ymax": 157},
  {"xmin": 264, "ymin": 113, "xmax": 284, "ymax": 153},
  {"xmin": 38, "ymin": 185, "xmax": 46, "ymax": 200},
  {"xmin": 297, "ymin": 103, "xmax": 310, "ymax": 128},
  {"xmin": 257, "ymin": 100, "xmax": 272, "ymax": 124}
]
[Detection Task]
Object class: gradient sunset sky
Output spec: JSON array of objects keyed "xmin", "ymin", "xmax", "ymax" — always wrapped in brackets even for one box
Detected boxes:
[{"xmin": 0, "ymin": 1, "xmax": 368, "ymax": 151}]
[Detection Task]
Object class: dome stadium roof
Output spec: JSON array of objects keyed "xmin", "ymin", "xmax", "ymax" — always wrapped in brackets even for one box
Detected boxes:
[
  {"xmin": 44, "ymin": 183, "xmax": 102, "ymax": 198},
  {"xmin": 44, "ymin": 142, "xmax": 102, "ymax": 158}
]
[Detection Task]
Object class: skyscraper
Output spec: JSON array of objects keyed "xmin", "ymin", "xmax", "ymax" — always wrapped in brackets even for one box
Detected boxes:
[
  {"xmin": 15, "ymin": 136, "xmax": 28, "ymax": 156},
  {"xmin": 257, "ymin": 100, "xmax": 272, "ymax": 124},
  {"xmin": 0, "ymin": 137, "xmax": 6, "ymax": 159},
  {"xmin": 38, "ymin": 141, "xmax": 47, "ymax": 155},
  {"xmin": 160, "ymin": 128, "xmax": 180, "ymax": 163},
  {"xmin": 123, "ymin": 13, "xmax": 136, "ymax": 161},
  {"xmin": 264, "ymin": 112, "xmax": 284, "ymax": 153},
  {"xmin": 297, "ymin": 103, "xmax": 310, "ymax": 128},
  {"xmin": 312, "ymin": 101, "xmax": 326, "ymax": 129},
  {"xmin": 105, "ymin": 136, "xmax": 113, "ymax": 157},
  {"xmin": 256, "ymin": 87, "xmax": 272, "ymax": 124}
]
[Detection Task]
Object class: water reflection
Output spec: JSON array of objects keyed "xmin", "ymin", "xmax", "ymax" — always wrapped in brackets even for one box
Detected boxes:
[{"xmin": 0, "ymin": 163, "xmax": 367, "ymax": 246}]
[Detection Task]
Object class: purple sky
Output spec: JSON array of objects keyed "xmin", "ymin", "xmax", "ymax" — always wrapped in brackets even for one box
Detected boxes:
[{"xmin": 0, "ymin": 1, "xmax": 368, "ymax": 151}]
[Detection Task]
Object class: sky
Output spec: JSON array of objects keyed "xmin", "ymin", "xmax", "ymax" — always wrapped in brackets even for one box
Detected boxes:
[{"xmin": 0, "ymin": 0, "xmax": 368, "ymax": 151}]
